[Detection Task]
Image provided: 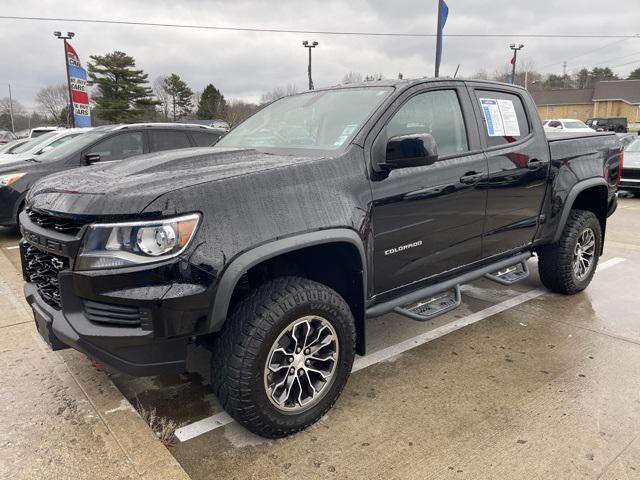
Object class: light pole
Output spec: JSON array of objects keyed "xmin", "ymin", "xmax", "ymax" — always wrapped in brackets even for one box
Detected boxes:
[
  {"xmin": 7, "ymin": 84, "xmax": 15, "ymax": 133},
  {"xmin": 302, "ymin": 41, "xmax": 318, "ymax": 90},
  {"xmin": 509, "ymin": 43, "xmax": 524, "ymax": 85},
  {"xmin": 54, "ymin": 31, "xmax": 76, "ymax": 127}
]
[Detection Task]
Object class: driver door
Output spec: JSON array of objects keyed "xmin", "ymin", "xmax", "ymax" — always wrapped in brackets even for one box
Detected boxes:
[{"xmin": 369, "ymin": 85, "xmax": 488, "ymax": 294}]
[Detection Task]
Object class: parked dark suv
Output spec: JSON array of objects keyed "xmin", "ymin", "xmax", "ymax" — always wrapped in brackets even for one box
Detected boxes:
[
  {"xmin": 0, "ymin": 123, "xmax": 225, "ymax": 227},
  {"xmin": 586, "ymin": 117, "xmax": 628, "ymax": 133}
]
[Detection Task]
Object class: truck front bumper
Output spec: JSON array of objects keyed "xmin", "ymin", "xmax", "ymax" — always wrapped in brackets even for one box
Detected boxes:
[{"xmin": 19, "ymin": 210, "xmax": 216, "ymax": 377}]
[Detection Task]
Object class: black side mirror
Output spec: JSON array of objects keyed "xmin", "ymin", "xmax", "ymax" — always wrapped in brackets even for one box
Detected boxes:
[
  {"xmin": 382, "ymin": 133, "xmax": 438, "ymax": 170},
  {"xmin": 85, "ymin": 153, "xmax": 100, "ymax": 165}
]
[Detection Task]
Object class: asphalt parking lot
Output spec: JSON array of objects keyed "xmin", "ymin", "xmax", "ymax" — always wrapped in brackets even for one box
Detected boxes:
[{"xmin": 2, "ymin": 196, "xmax": 640, "ymax": 480}]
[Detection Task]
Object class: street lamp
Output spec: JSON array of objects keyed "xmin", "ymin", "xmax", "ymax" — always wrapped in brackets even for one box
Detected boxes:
[
  {"xmin": 302, "ymin": 40, "xmax": 318, "ymax": 90},
  {"xmin": 509, "ymin": 43, "xmax": 524, "ymax": 85},
  {"xmin": 54, "ymin": 31, "xmax": 76, "ymax": 127}
]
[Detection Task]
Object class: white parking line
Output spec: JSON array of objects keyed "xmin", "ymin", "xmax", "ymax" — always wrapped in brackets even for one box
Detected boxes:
[
  {"xmin": 173, "ymin": 257, "xmax": 626, "ymax": 443},
  {"xmin": 5, "ymin": 246, "xmax": 19, "ymax": 250}
]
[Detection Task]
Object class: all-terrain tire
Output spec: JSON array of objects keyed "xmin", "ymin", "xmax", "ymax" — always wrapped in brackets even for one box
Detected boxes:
[
  {"xmin": 210, "ymin": 276, "xmax": 356, "ymax": 438},
  {"xmin": 538, "ymin": 209, "xmax": 602, "ymax": 295}
]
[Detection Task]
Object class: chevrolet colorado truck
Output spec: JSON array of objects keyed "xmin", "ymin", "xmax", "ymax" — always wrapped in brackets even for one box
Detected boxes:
[{"xmin": 18, "ymin": 79, "xmax": 621, "ymax": 438}]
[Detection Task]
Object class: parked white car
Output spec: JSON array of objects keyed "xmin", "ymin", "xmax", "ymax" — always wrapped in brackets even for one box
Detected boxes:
[
  {"xmin": 543, "ymin": 119, "xmax": 595, "ymax": 134},
  {"xmin": 29, "ymin": 126, "xmax": 64, "ymax": 138},
  {"xmin": 0, "ymin": 128, "xmax": 92, "ymax": 162}
]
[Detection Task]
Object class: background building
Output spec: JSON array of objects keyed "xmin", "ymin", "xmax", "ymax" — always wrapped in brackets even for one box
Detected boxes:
[{"xmin": 531, "ymin": 80, "xmax": 640, "ymax": 122}]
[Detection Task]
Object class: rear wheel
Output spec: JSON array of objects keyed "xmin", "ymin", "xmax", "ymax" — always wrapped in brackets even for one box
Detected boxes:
[
  {"xmin": 210, "ymin": 276, "xmax": 356, "ymax": 438},
  {"xmin": 538, "ymin": 209, "xmax": 601, "ymax": 295}
]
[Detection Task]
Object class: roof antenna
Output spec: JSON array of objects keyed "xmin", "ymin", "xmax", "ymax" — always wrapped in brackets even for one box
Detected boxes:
[{"xmin": 453, "ymin": 64, "xmax": 460, "ymax": 78}]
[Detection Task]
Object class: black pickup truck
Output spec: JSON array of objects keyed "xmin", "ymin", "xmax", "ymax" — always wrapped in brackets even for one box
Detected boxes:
[{"xmin": 18, "ymin": 79, "xmax": 621, "ymax": 438}]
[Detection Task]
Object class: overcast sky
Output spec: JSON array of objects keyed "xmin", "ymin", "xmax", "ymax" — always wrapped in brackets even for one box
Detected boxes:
[{"xmin": 2, "ymin": 0, "xmax": 640, "ymax": 110}]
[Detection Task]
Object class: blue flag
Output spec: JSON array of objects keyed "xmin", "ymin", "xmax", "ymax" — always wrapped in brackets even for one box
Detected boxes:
[{"xmin": 435, "ymin": 0, "xmax": 449, "ymax": 77}]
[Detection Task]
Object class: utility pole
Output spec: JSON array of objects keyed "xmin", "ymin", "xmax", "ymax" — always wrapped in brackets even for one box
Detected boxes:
[
  {"xmin": 302, "ymin": 41, "xmax": 318, "ymax": 90},
  {"xmin": 54, "ymin": 31, "xmax": 76, "ymax": 127},
  {"xmin": 562, "ymin": 61, "xmax": 568, "ymax": 88},
  {"xmin": 509, "ymin": 44, "xmax": 524, "ymax": 85},
  {"xmin": 7, "ymin": 84, "xmax": 15, "ymax": 133}
]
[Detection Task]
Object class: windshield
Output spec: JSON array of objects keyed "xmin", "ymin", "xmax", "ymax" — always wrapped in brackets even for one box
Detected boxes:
[
  {"xmin": 11, "ymin": 131, "xmax": 58, "ymax": 153},
  {"xmin": 626, "ymin": 138, "xmax": 640, "ymax": 152},
  {"xmin": 38, "ymin": 131, "xmax": 105, "ymax": 162},
  {"xmin": 563, "ymin": 121, "xmax": 589, "ymax": 129},
  {"xmin": 217, "ymin": 87, "xmax": 392, "ymax": 151}
]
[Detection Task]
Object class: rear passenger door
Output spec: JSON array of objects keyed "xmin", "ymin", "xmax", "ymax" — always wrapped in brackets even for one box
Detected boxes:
[
  {"xmin": 467, "ymin": 84, "xmax": 550, "ymax": 258},
  {"xmin": 148, "ymin": 130, "xmax": 192, "ymax": 153}
]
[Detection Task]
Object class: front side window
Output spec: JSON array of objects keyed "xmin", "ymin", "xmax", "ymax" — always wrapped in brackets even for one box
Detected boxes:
[
  {"xmin": 87, "ymin": 132, "xmax": 143, "ymax": 162},
  {"xmin": 384, "ymin": 89, "xmax": 468, "ymax": 157},
  {"xmin": 191, "ymin": 131, "xmax": 221, "ymax": 147},
  {"xmin": 216, "ymin": 87, "xmax": 392, "ymax": 152},
  {"xmin": 563, "ymin": 121, "xmax": 589, "ymax": 129},
  {"xmin": 475, "ymin": 90, "xmax": 531, "ymax": 147}
]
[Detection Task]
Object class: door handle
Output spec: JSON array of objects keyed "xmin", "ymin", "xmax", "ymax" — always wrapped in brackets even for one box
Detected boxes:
[
  {"xmin": 459, "ymin": 172, "xmax": 484, "ymax": 184},
  {"xmin": 527, "ymin": 158, "xmax": 546, "ymax": 170}
]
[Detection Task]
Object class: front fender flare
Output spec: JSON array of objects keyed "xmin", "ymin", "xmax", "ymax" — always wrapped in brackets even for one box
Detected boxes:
[{"xmin": 207, "ymin": 228, "xmax": 368, "ymax": 333}]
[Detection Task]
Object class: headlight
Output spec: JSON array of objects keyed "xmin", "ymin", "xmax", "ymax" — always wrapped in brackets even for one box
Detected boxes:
[
  {"xmin": 76, "ymin": 213, "xmax": 200, "ymax": 270},
  {"xmin": 0, "ymin": 172, "xmax": 25, "ymax": 187}
]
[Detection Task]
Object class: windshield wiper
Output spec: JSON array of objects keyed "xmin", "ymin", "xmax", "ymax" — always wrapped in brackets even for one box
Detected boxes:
[{"xmin": 24, "ymin": 157, "xmax": 41, "ymax": 163}]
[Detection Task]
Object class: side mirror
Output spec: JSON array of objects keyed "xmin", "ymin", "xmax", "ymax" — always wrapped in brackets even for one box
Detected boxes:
[
  {"xmin": 382, "ymin": 133, "xmax": 438, "ymax": 170},
  {"xmin": 85, "ymin": 153, "xmax": 100, "ymax": 165},
  {"xmin": 38, "ymin": 145, "xmax": 54, "ymax": 154}
]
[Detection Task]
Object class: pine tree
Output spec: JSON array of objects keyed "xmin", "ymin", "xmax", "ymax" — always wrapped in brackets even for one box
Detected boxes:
[
  {"xmin": 628, "ymin": 68, "xmax": 640, "ymax": 80},
  {"xmin": 196, "ymin": 84, "xmax": 227, "ymax": 119},
  {"xmin": 162, "ymin": 74, "xmax": 194, "ymax": 121},
  {"xmin": 87, "ymin": 51, "xmax": 157, "ymax": 123}
]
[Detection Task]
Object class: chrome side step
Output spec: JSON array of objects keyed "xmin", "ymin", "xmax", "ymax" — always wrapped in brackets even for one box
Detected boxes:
[{"xmin": 366, "ymin": 252, "xmax": 532, "ymax": 322}]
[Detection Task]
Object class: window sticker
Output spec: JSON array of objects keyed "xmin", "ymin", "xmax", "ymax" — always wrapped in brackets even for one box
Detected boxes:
[{"xmin": 479, "ymin": 98, "xmax": 521, "ymax": 137}]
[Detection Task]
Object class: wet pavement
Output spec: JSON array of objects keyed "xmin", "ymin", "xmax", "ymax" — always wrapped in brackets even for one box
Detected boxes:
[{"xmin": 1, "ymin": 197, "xmax": 639, "ymax": 479}]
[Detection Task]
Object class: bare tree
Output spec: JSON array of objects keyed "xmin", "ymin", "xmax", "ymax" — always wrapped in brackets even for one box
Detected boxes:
[
  {"xmin": 260, "ymin": 84, "xmax": 298, "ymax": 104},
  {"xmin": 35, "ymin": 84, "xmax": 71, "ymax": 126},
  {"xmin": 153, "ymin": 76, "xmax": 170, "ymax": 121},
  {"xmin": 226, "ymin": 99, "xmax": 260, "ymax": 126},
  {"xmin": 342, "ymin": 72, "xmax": 363, "ymax": 84}
]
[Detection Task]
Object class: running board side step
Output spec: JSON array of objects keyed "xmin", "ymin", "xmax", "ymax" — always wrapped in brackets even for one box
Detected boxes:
[
  {"xmin": 484, "ymin": 261, "xmax": 530, "ymax": 285},
  {"xmin": 393, "ymin": 286, "xmax": 461, "ymax": 322},
  {"xmin": 366, "ymin": 252, "xmax": 532, "ymax": 321}
]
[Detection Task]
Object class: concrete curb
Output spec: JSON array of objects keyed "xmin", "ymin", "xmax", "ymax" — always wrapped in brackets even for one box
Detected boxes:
[{"xmin": 0, "ymin": 245, "xmax": 190, "ymax": 479}]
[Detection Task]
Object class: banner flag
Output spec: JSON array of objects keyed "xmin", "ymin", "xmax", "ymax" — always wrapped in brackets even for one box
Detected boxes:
[
  {"xmin": 65, "ymin": 42, "xmax": 91, "ymax": 127},
  {"xmin": 434, "ymin": 0, "xmax": 449, "ymax": 77}
]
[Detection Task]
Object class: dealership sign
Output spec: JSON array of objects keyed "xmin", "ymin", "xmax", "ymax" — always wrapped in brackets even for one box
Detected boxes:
[{"xmin": 65, "ymin": 42, "xmax": 91, "ymax": 127}]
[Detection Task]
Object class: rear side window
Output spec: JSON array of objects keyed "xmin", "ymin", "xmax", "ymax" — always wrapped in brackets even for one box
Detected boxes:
[
  {"xmin": 385, "ymin": 89, "xmax": 468, "ymax": 157},
  {"xmin": 475, "ymin": 90, "xmax": 530, "ymax": 147},
  {"xmin": 149, "ymin": 131, "xmax": 191, "ymax": 152},
  {"xmin": 191, "ymin": 131, "xmax": 221, "ymax": 147}
]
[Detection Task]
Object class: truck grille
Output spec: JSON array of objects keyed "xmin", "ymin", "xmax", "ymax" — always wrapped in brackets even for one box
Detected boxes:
[
  {"xmin": 23, "ymin": 245, "xmax": 68, "ymax": 310},
  {"xmin": 622, "ymin": 169, "xmax": 640, "ymax": 180},
  {"xmin": 83, "ymin": 300, "xmax": 146, "ymax": 327},
  {"xmin": 26, "ymin": 208, "xmax": 87, "ymax": 235}
]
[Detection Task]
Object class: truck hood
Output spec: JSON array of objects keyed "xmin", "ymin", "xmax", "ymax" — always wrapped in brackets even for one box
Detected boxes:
[{"xmin": 28, "ymin": 147, "xmax": 323, "ymax": 216}]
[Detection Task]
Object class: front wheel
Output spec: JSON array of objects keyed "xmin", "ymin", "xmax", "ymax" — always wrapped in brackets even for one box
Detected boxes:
[
  {"xmin": 538, "ymin": 209, "xmax": 602, "ymax": 295},
  {"xmin": 210, "ymin": 276, "xmax": 356, "ymax": 438}
]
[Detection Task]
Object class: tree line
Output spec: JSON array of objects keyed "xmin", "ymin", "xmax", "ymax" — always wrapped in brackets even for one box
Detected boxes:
[{"xmin": 1, "ymin": 48, "xmax": 639, "ymax": 132}]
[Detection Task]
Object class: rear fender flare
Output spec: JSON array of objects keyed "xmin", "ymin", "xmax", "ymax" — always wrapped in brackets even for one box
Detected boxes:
[{"xmin": 552, "ymin": 177, "xmax": 608, "ymax": 243}]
